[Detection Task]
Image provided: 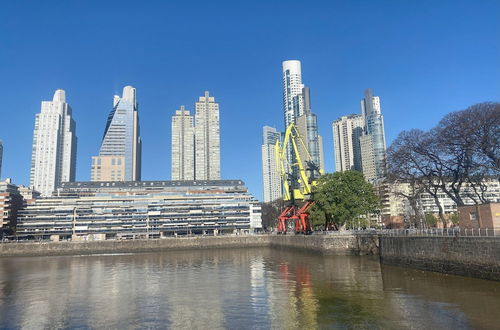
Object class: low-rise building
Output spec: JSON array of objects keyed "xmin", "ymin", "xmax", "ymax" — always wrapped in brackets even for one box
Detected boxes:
[
  {"xmin": 458, "ymin": 203, "xmax": 500, "ymax": 230},
  {"xmin": 16, "ymin": 180, "xmax": 262, "ymax": 240},
  {"xmin": 0, "ymin": 179, "xmax": 35, "ymax": 237},
  {"xmin": 377, "ymin": 178, "xmax": 500, "ymax": 228}
]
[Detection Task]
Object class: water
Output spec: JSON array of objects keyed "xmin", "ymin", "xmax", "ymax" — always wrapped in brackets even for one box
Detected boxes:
[{"xmin": 0, "ymin": 248, "xmax": 499, "ymax": 329}]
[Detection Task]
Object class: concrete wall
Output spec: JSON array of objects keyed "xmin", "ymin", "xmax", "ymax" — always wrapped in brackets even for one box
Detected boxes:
[
  {"xmin": 270, "ymin": 234, "xmax": 379, "ymax": 255},
  {"xmin": 0, "ymin": 234, "xmax": 379, "ymax": 258},
  {"xmin": 380, "ymin": 236, "xmax": 500, "ymax": 281},
  {"xmin": 0, "ymin": 236, "xmax": 272, "ymax": 257}
]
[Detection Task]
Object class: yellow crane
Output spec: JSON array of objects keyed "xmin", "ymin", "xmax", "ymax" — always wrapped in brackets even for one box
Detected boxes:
[{"xmin": 275, "ymin": 123, "xmax": 323, "ymax": 234}]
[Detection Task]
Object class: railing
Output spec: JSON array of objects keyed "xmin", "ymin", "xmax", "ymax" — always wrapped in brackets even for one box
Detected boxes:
[
  {"xmin": 381, "ymin": 228, "xmax": 500, "ymax": 237},
  {"xmin": 314, "ymin": 228, "xmax": 500, "ymax": 237}
]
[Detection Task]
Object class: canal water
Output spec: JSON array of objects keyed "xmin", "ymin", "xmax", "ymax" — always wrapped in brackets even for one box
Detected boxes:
[{"xmin": 0, "ymin": 248, "xmax": 499, "ymax": 329}]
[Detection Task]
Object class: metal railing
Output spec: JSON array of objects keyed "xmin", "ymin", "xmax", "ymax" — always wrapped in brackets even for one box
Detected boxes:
[
  {"xmin": 381, "ymin": 228, "xmax": 499, "ymax": 237},
  {"xmin": 313, "ymin": 228, "xmax": 500, "ymax": 237}
]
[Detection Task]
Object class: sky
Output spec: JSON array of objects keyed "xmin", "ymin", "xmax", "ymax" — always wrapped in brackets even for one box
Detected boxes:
[{"xmin": 0, "ymin": 0, "xmax": 499, "ymax": 201}]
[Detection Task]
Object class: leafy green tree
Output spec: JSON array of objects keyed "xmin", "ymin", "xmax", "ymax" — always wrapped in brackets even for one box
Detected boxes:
[
  {"xmin": 424, "ymin": 213, "xmax": 438, "ymax": 227},
  {"xmin": 309, "ymin": 171, "xmax": 379, "ymax": 230},
  {"xmin": 260, "ymin": 198, "xmax": 286, "ymax": 231},
  {"xmin": 448, "ymin": 212, "xmax": 460, "ymax": 225}
]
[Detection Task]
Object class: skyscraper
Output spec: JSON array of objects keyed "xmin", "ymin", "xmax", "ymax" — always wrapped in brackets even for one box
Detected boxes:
[
  {"xmin": 359, "ymin": 88, "xmax": 387, "ymax": 182},
  {"xmin": 261, "ymin": 126, "xmax": 282, "ymax": 202},
  {"xmin": 280, "ymin": 60, "xmax": 324, "ymax": 188},
  {"xmin": 332, "ymin": 114, "xmax": 364, "ymax": 172},
  {"xmin": 30, "ymin": 89, "xmax": 77, "ymax": 196},
  {"xmin": 91, "ymin": 86, "xmax": 141, "ymax": 182},
  {"xmin": 282, "ymin": 60, "xmax": 304, "ymax": 129},
  {"xmin": 194, "ymin": 91, "xmax": 220, "ymax": 180},
  {"xmin": 0, "ymin": 140, "xmax": 3, "ymax": 178},
  {"xmin": 296, "ymin": 87, "xmax": 325, "ymax": 177},
  {"xmin": 171, "ymin": 105, "xmax": 195, "ymax": 180}
]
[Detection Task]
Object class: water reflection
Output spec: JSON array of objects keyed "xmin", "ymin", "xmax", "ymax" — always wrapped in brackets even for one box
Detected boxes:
[{"xmin": 0, "ymin": 249, "xmax": 499, "ymax": 329}]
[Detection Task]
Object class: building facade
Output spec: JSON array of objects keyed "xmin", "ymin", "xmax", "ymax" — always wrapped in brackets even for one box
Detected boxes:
[
  {"xmin": 195, "ymin": 91, "xmax": 220, "ymax": 180},
  {"xmin": 261, "ymin": 126, "xmax": 282, "ymax": 203},
  {"xmin": 296, "ymin": 87, "xmax": 325, "ymax": 177},
  {"xmin": 16, "ymin": 180, "xmax": 262, "ymax": 239},
  {"xmin": 91, "ymin": 86, "xmax": 141, "ymax": 182},
  {"xmin": 30, "ymin": 89, "xmax": 77, "ymax": 196},
  {"xmin": 0, "ymin": 179, "xmax": 22, "ymax": 237},
  {"xmin": 171, "ymin": 106, "xmax": 195, "ymax": 180},
  {"xmin": 378, "ymin": 178, "xmax": 500, "ymax": 228},
  {"xmin": 282, "ymin": 60, "xmax": 304, "ymax": 128},
  {"xmin": 0, "ymin": 140, "xmax": 3, "ymax": 178},
  {"xmin": 360, "ymin": 89, "xmax": 387, "ymax": 182},
  {"xmin": 332, "ymin": 114, "xmax": 364, "ymax": 172},
  {"xmin": 0, "ymin": 179, "xmax": 39, "ymax": 237}
]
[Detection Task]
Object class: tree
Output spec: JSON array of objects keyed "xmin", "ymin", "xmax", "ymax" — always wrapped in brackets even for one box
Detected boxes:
[
  {"xmin": 260, "ymin": 198, "xmax": 286, "ymax": 231},
  {"xmin": 309, "ymin": 171, "xmax": 379, "ymax": 230},
  {"xmin": 386, "ymin": 103, "xmax": 500, "ymax": 227},
  {"xmin": 424, "ymin": 213, "xmax": 438, "ymax": 227}
]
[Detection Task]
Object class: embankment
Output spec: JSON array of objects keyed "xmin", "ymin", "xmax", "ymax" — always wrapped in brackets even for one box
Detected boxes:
[
  {"xmin": 379, "ymin": 236, "xmax": 500, "ymax": 281},
  {"xmin": 0, "ymin": 234, "xmax": 379, "ymax": 257}
]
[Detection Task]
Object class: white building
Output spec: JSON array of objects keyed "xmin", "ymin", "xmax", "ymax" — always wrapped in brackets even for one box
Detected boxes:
[
  {"xmin": 30, "ymin": 90, "xmax": 77, "ymax": 196},
  {"xmin": 282, "ymin": 60, "xmax": 305, "ymax": 129},
  {"xmin": 261, "ymin": 126, "xmax": 282, "ymax": 202},
  {"xmin": 332, "ymin": 114, "xmax": 364, "ymax": 172},
  {"xmin": 379, "ymin": 178, "xmax": 500, "ymax": 227},
  {"xmin": 0, "ymin": 140, "xmax": 3, "ymax": 178},
  {"xmin": 195, "ymin": 91, "xmax": 220, "ymax": 180},
  {"xmin": 171, "ymin": 106, "xmax": 195, "ymax": 180}
]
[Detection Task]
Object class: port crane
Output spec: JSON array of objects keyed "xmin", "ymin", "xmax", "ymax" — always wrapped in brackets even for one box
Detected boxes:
[{"xmin": 275, "ymin": 123, "xmax": 323, "ymax": 234}]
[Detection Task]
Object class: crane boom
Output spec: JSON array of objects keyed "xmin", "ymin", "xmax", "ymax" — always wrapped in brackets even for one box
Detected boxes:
[{"xmin": 275, "ymin": 123, "xmax": 323, "ymax": 234}]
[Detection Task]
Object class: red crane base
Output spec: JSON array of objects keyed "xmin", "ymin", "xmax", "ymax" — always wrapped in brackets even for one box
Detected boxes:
[{"xmin": 277, "ymin": 201, "xmax": 313, "ymax": 235}]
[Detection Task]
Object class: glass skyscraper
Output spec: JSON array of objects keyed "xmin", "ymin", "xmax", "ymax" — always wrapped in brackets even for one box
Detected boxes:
[
  {"xmin": 91, "ymin": 86, "xmax": 141, "ymax": 182},
  {"xmin": 360, "ymin": 88, "xmax": 387, "ymax": 182}
]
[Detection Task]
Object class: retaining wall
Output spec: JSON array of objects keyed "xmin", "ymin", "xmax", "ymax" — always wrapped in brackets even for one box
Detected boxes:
[
  {"xmin": 380, "ymin": 236, "xmax": 500, "ymax": 281},
  {"xmin": 0, "ymin": 234, "xmax": 379, "ymax": 257}
]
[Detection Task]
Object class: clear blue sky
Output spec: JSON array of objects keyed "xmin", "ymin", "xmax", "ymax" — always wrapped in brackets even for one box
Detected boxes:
[{"xmin": 0, "ymin": 0, "xmax": 499, "ymax": 200}]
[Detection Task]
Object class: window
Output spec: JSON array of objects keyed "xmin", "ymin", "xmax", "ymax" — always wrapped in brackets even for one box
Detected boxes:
[{"xmin": 469, "ymin": 212, "xmax": 477, "ymax": 222}]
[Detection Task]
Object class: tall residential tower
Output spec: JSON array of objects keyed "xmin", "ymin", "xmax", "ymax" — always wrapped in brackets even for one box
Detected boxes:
[
  {"xmin": 282, "ymin": 60, "xmax": 305, "ymax": 128},
  {"xmin": 332, "ymin": 114, "xmax": 364, "ymax": 172},
  {"xmin": 171, "ymin": 106, "xmax": 195, "ymax": 180},
  {"xmin": 261, "ymin": 126, "xmax": 282, "ymax": 202},
  {"xmin": 30, "ymin": 89, "xmax": 77, "ymax": 196},
  {"xmin": 296, "ymin": 86, "xmax": 325, "ymax": 177},
  {"xmin": 91, "ymin": 86, "xmax": 141, "ymax": 182},
  {"xmin": 194, "ymin": 91, "xmax": 220, "ymax": 180},
  {"xmin": 0, "ymin": 140, "xmax": 3, "ymax": 178},
  {"xmin": 359, "ymin": 88, "xmax": 387, "ymax": 182}
]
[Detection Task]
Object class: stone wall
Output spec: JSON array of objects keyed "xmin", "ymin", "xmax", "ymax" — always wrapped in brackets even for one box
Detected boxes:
[
  {"xmin": 380, "ymin": 236, "xmax": 500, "ymax": 281},
  {"xmin": 0, "ymin": 236, "xmax": 272, "ymax": 257},
  {"xmin": 270, "ymin": 234, "xmax": 379, "ymax": 255},
  {"xmin": 0, "ymin": 234, "xmax": 379, "ymax": 257}
]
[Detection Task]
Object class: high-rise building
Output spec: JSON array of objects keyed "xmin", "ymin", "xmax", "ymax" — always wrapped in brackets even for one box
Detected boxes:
[
  {"xmin": 360, "ymin": 88, "xmax": 387, "ymax": 182},
  {"xmin": 194, "ymin": 91, "xmax": 220, "ymax": 180},
  {"xmin": 296, "ymin": 87, "xmax": 325, "ymax": 178},
  {"xmin": 171, "ymin": 105, "xmax": 195, "ymax": 180},
  {"xmin": 91, "ymin": 86, "xmax": 141, "ymax": 182},
  {"xmin": 0, "ymin": 140, "xmax": 3, "ymax": 178},
  {"xmin": 332, "ymin": 114, "xmax": 364, "ymax": 172},
  {"xmin": 261, "ymin": 126, "xmax": 282, "ymax": 202},
  {"xmin": 279, "ymin": 61, "xmax": 324, "ymax": 194},
  {"xmin": 282, "ymin": 60, "xmax": 305, "ymax": 129},
  {"xmin": 30, "ymin": 89, "xmax": 77, "ymax": 196}
]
